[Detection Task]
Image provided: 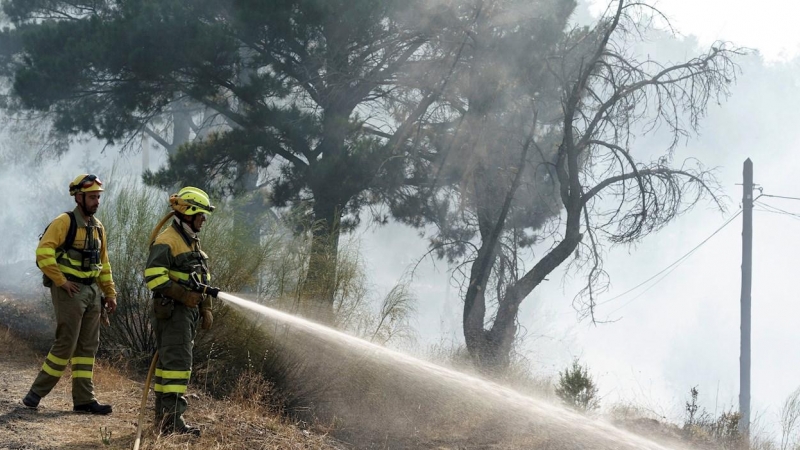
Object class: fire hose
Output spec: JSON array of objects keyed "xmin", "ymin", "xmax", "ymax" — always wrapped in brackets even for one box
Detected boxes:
[{"xmin": 132, "ymin": 351, "xmax": 158, "ymax": 450}]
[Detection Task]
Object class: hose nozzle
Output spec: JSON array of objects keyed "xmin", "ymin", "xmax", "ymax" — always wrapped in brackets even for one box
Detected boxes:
[{"xmin": 187, "ymin": 272, "xmax": 220, "ymax": 298}]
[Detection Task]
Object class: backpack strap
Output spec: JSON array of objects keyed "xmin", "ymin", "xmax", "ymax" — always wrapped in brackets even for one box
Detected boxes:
[
  {"xmin": 36, "ymin": 212, "xmax": 78, "ymax": 270},
  {"xmin": 63, "ymin": 211, "xmax": 78, "ymax": 250}
]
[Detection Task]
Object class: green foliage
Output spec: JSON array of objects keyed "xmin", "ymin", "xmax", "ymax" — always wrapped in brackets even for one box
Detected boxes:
[
  {"xmin": 0, "ymin": 0, "xmax": 464, "ymax": 316},
  {"xmin": 96, "ymin": 178, "xmax": 163, "ymax": 356},
  {"xmin": 554, "ymin": 358, "xmax": 599, "ymax": 412},
  {"xmin": 5, "ymin": 0, "xmax": 239, "ymax": 142},
  {"xmin": 2, "ymin": 0, "xmax": 439, "ymax": 217}
]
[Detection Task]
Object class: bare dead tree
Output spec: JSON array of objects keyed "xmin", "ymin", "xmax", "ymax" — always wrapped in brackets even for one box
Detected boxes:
[{"xmin": 458, "ymin": 0, "xmax": 745, "ymax": 369}]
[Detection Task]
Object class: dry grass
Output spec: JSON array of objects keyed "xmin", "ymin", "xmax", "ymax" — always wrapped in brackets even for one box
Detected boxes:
[{"xmin": 1, "ymin": 323, "xmax": 39, "ymax": 362}]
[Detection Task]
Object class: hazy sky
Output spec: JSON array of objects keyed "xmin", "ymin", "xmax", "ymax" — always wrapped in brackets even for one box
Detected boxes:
[{"xmin": 587, "ymin": 0, "xmax": 800, "ymax": 62}]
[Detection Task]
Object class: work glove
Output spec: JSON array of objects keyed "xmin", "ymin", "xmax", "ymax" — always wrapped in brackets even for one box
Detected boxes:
[
  {"xmin": 104, "ymin": 297, "xmax": 117, "ymax": 314},
  {"xmin": 182, "ymin": 292, "xmax": 203, "ymax": 308},
  {"xmin": 100, "ymin": 297, "xmax": 110, "ymax": 327},
  {"xmin": 162, "ymin": 284, "xmax": 203, "ymax": 308},
  {"xmin": 200, "ymin": 309, "xmax": 213, "ymax": 330}
]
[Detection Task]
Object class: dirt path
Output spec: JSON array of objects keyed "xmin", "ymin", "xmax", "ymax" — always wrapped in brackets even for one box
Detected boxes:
[
  {"xmin": 0, "ymin": 287, "xmax": 141, "ymax": 450},
  {"xmin": 0, "ymin": 329, "xmax": 147, "ymax": 450}
]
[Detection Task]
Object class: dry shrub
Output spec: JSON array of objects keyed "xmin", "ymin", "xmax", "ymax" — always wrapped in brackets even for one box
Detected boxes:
[
  {"xmin": 193, "ymin": 307, "xmax": 299, "ymax": 413},
  {"xmin": 229, "ymin": 370, "xmax": 276, "ymax": 409},
  {"xmin": 97, "ymin": 179, "xmax": 163, "ymax": 357},
  {"xmin": 608, "ymin": 401, "xmax": 685, "ymax": 446}
]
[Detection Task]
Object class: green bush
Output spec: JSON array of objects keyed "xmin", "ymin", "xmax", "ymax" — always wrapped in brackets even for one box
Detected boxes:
[
  {"xmin": 97, "ymin": 180, "xmax": 162, "ymax": 358},
  {"xmin": 555, "ymin": 358, "xmax": 599, "ymax": 412}
]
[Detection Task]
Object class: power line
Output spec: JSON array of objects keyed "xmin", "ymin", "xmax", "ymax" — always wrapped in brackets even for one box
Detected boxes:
[
  {"xmin": 752, "ymin": 207, "xmax": 800, "ymax": 218},
  {"xmin": 754, "ymin": 201, "xmax": 800, "ymax": 220},
  {"xmin": 760, "ymin": 194, "xmax": 800, "ymax": 202},
  {"xmin": 578, "ymin": 190, "xmax": 797, "ymax": 318},
  {"xmin": 596, "ymin": 209, "xmax": 743, "ymax": 313}
]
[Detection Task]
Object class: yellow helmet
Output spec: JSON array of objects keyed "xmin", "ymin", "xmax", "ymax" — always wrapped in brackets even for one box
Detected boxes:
[
  {"xmin": 169, "ymin": 186, "xmax": 215, "ymax": 216},
  {"xmin": 69, "ymin": 174, "xmax": 104, "ymax": 196}
]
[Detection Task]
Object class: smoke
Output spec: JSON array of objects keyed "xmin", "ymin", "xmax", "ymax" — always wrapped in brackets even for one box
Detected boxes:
[{"xmin": 0, "ymin": 124, "xmax": 166, "ymax": 290}]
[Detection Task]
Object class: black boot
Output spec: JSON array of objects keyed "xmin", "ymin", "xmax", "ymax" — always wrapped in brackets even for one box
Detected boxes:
[
  {"xmin": 161, "ymin": 421, "xmax": 201, "ymax": 437},
  {"xmin": 176, "ymin": 424, "xmax": 201, "ymax": 437},
  {"xmin": 22, "ymin": 391, "xmax": 41, "ymax": 408},
  {"xmin": 73, "ymin": 400, "xmax": 112, "ymax": 415}
]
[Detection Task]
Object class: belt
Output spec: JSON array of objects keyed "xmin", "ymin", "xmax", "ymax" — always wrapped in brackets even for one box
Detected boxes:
[{"xmin": 65, "ymin": 274, "xmax": 96, "ymax": 285}]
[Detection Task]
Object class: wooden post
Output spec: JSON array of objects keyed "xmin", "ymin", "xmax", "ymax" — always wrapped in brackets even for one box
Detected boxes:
[{"xmin": 739, "ymin": 158, "xmax": 753, "ymax": 435}]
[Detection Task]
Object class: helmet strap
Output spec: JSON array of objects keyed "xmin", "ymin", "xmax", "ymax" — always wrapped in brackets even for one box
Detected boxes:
[
  {"xmin": 188, "ymin": 214, "xmax": 203, "ymax": 233},
  {"xmin": 176, "ymin": 212, "xmax": 201, "ymax": 234}
]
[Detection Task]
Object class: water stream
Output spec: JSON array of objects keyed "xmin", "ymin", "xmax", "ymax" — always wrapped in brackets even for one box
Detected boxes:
[{"xmin": 219, "ymin": 292, "xmax": 687, "ymax": 449}]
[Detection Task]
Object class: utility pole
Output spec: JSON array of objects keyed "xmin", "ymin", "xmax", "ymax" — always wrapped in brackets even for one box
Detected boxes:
[{"xmin": 739, "ymin": 158, "xmax": 753, "ymax": 435}]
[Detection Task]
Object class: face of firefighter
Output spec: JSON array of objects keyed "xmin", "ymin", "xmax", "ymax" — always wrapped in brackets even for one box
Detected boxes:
[
  {"xmin": 77, "ymin": 192, "xmax": 101, "ymax": 216},
  {"xmin": 190, "ymin": 212, "xmax": 206, "ymax": 233}
]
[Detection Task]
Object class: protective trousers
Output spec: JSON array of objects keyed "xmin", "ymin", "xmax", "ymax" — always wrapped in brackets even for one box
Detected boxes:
[
  {"xmin": 152, "ymin": 301, "xmax": 198, "ymax": 431},
  {"xmin": 29, "ymin": 283, "xmax": 101, "ymax": 405}
]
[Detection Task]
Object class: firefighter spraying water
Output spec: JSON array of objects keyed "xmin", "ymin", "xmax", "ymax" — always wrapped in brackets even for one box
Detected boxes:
[{"xmin": 134, "ymin": 187, "xmax": 221, "ymax": 449}]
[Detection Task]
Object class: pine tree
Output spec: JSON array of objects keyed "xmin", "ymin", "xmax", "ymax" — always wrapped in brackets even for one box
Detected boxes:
[{"xmin": 555, "ymin": 359, "xmax": 599, "ymax": 412}]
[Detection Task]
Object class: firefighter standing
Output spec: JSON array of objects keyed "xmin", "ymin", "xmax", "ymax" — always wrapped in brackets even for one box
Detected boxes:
[
  {"xmin": 144, "ymin": 187, "xmax": 215, "ymax": 436},
  {"xmin": 23, "ymin": 174, "xmax": 117, "ymax": 414}
]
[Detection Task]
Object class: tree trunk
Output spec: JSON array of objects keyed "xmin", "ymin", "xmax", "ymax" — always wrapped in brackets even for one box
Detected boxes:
[
  {"xmin": 462, "ymin": 132, "xmax": 537, "ymax": 372},
  {"xmin": 463, "ymin": 239, "xmax": 492, "ymax": 364},
  {"xmin": 463, "ymin": 162, "xmax": 502, "ymax": 368},
  {"xmin": 485, "ymin": 203, "xmax": 583, "ymax": 369},
  {"xmin": 300, "ymin": 102, "xmax": 351, "ymax": 321},
  {"xmin": 301, "ymin": 198, "xmax": 343, "ymax": 322},
  {"xmin": 171, "ymin": 101, "xmax": 193, "ymax": 153},
  {"xmin": 232, "ymin": 160, "xmax": 262, "ymax": 293}
]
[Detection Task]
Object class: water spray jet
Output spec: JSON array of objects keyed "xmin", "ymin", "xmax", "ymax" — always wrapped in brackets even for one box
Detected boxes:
[{"xmin": 217, "ymin": 292, "xmax": 691, "ymax": 450}]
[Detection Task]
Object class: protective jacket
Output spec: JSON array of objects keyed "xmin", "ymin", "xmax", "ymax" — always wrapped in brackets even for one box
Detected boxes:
[
  {"xmin": 29, "ymin": 206, "xmax": 116, "ymax": 405},
  {"xmin": 36, "ymin": 207, "xmax": 115, "ymax": 294},
  {"xmin": 144, "ymin": 219, "xmax": 211, "ymax": 431}
]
